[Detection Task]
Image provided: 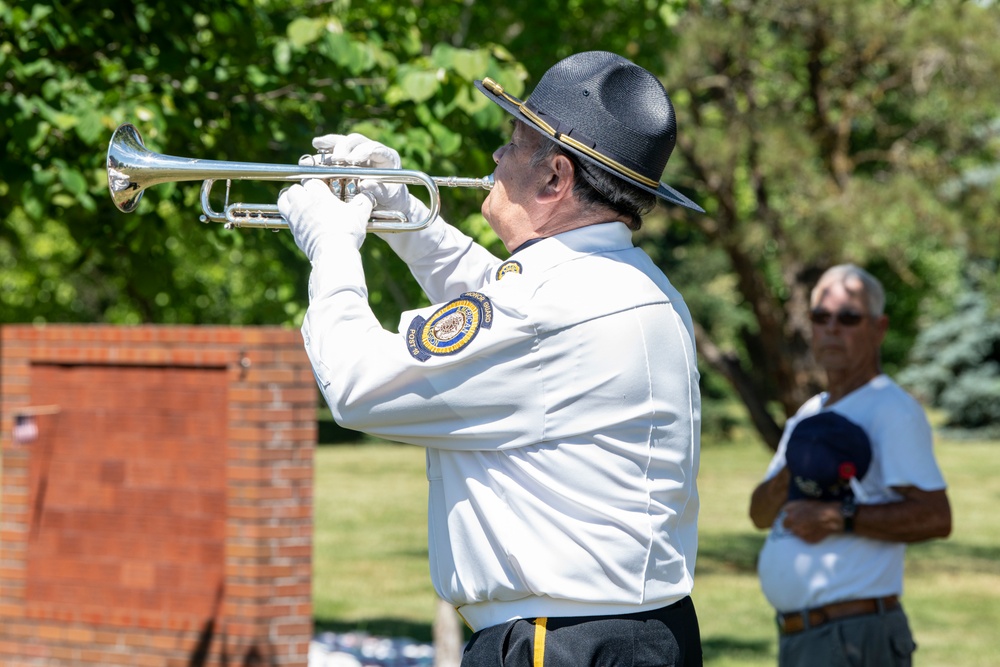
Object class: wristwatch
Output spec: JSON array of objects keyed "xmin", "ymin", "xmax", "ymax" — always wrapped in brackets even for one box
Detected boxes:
[{"xmin": 841, "ymin": 498, "xmax": 857, "ymax": 533}]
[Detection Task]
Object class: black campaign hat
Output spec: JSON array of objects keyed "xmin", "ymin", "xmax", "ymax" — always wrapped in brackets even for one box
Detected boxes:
[
  {"xmin": 475, "ymin": 51, "xmax": 704, "ymax": 213},
  {"xmin": 786, "ymin": 412, "xmax": 872, "ymax": 502}
]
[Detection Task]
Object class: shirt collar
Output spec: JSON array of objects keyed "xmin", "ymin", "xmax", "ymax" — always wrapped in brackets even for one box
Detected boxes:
[
  {"xmin": 516, "ymin": 221, "xmax": 633, "ymax": 257},
  {"xmin": 495, "ymin": 222, "xmax": 634, "ymax": 278},
  {"xmin": 510, "ymin": 237, "xmax": 546, "ymax": 254}
]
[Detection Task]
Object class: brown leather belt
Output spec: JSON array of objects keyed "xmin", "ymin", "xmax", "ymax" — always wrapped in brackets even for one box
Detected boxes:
[{"xmin": 778, "ymin": 595, "xmax": 900, "ymax": 635}]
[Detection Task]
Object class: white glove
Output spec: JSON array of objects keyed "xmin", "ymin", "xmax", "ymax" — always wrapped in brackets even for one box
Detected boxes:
[
  {"xmin": 298, "ymin": 133, "xmax": 410, "ymax": 213},
  {"xmin": 277, "ymin": 179, "xmax": 373, "ymax": 261}
]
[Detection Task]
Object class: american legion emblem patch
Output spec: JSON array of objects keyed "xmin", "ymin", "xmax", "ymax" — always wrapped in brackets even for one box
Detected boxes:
[{"xmin": 406, "ymin": 291, "xmax": 494, "ymax": 362}]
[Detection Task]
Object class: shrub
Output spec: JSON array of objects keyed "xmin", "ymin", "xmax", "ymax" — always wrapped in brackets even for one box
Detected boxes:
[{"xmin": 900, "ymin": 289, "xmax": 1000, "ymax": 431}]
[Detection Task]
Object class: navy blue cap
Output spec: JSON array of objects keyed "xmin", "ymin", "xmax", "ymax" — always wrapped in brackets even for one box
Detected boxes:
[{"xmin": 786, "ymin": 412, "xmax": 872, "ymax": 502}]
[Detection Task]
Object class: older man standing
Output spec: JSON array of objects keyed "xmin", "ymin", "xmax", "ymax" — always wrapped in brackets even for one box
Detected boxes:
[{"xmin": 749, "ymin": 264, "xmax": 952, "ymax": 667}]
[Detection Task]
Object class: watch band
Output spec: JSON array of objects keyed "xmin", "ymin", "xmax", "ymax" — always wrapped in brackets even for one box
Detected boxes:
[{"xmin": 841, "ymin": 499, "xmax": 857, "ymax": 533}]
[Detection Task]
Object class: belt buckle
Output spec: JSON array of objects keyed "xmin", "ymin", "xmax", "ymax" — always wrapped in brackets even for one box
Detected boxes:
[{"xmin": 778, "ymin": 610, "xmax": 809, "ymax": 635}]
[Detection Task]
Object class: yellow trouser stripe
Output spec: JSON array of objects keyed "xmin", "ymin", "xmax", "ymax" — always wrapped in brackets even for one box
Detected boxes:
[{"xmin": 533, "ymin": 617, "xmax": 547, "ymax": 667}]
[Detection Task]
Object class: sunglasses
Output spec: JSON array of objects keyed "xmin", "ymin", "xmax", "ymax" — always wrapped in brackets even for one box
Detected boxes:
[{"xmin": 809, "ymin": 309, "xmax": 868, "ymax": 327}]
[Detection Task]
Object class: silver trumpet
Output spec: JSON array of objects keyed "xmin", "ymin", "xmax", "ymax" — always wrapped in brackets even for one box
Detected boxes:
[{"xmin": 106, "ymin": 123, "xmax": 494, "ymax": 232}]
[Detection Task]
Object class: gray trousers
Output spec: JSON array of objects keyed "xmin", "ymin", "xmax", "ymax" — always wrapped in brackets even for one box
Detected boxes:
[{"xmin": 778, "ymin": 606, "xmax": 916, "ymax": 667}]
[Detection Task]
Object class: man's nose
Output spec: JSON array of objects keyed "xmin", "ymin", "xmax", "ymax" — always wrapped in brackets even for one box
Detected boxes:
[
  {"xmin": 493, "ymin": 144, "xmax": 508, "ymax": 164},
  {"xmin": 819, "ymin": 320, "xmax": 846, "ymax": 337}
]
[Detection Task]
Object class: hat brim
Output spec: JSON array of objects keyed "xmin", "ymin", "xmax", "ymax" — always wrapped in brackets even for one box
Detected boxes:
[{"xmin": 475, "ymin": 79, "xmax": 705, "ymax": 214}]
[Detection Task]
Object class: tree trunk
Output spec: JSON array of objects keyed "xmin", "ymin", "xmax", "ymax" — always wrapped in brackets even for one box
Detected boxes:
[{"xmin": 695, "ymin": 323, "xmax": 785, "ymax": 449}]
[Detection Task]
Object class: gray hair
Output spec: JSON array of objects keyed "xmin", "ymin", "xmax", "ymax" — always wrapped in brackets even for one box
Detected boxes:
[
  {"xmin": 811, "ymin": 264, "xmax": 886, "ymax": 316},
  {"xmin": 529, "ymin": 137, "xmax": 656, "ymax": 231}
]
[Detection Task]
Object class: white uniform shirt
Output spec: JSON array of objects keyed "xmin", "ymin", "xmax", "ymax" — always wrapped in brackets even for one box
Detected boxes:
[
  {"xmin": 756, "ymin": 375, "xmax": 947, "ymax": 613},
  {"xmin": 302, "ymin": 218, "xmax": 701, "ymax": 631}
]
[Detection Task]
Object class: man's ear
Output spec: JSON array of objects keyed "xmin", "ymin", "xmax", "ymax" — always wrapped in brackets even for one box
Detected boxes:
[
  {"xmin": 875, "ymin": 314, "xmax": 890, "ymax": 344},
  {"xmin": 537, "ymin": 153, "xmax": 576, "ymax": 203}
]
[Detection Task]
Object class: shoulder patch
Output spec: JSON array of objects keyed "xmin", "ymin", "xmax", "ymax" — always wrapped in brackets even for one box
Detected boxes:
[
  {"xmin": 495, "ymin": 260, "xmax": 523, "ymax": 281},
  {"xmin": 406, "ymin": 292, "xmax": 494, "ymax": 362}
]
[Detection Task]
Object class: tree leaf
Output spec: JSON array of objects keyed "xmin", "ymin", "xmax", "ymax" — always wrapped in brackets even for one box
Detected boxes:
[
  {"xmin": 287, "ymin": 17, "xmax": 326, "ymax": 49},
  {"xmin": 395, "ymin": 68, "xmax": 440, "ymax": 104}
]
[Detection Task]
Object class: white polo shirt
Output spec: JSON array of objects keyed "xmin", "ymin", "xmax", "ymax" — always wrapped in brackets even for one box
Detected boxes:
[
  {"xmin": 757, "ymin": 376, "xmax": 947, "ymax": 613},
  {"xmin": 302, "ymin": 217, "xmax": 702, "ymax": 631}
]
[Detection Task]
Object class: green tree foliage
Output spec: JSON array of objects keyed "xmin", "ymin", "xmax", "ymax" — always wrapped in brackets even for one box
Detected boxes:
[
  {"xmin": 656, "ymin": 0, "xmax": 1000, "ymax": 445},
  {"xmin": 900, "ymin": 264, "xmax": 1000, "ymax": 432}
]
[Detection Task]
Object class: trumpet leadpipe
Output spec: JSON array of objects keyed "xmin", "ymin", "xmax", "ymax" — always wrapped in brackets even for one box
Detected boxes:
[{"xmin": 432, "ymin": 174, "xmax": 494, "ymax": 190}]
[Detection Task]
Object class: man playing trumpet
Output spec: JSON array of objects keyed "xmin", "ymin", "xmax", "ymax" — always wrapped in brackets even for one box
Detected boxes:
[{"xmin": 279, "ymin": 51, "xmax": 705, "ymax": 666}]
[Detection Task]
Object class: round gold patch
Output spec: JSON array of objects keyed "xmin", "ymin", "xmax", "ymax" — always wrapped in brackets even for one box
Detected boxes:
[{"xmin": 406, "ymin": 292, "xmax": 494, "ymax": 361}]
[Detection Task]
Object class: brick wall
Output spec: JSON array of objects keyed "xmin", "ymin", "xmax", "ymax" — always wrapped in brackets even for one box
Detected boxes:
[{"xmin": 0, "ymin": 325, "xmax": 316, "ymax": 666}]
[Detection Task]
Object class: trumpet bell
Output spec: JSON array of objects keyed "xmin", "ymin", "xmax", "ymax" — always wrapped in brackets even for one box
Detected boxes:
[{"xmin": 107, "ymin": 123, "xmax": 152, "ymax": 213}]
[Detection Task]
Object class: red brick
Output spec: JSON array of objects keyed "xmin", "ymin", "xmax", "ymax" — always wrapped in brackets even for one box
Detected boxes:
[{"xmin": 1, "ymin": 325, "xmax": 313, "ymax": 665}]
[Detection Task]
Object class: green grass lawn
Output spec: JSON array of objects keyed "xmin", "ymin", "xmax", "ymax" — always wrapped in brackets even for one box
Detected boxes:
[{"xmin": 313, "ymin": 435, "xmax": 1000, "ymax": 665}]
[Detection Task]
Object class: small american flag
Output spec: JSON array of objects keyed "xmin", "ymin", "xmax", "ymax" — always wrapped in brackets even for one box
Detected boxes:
[{"xmin": 13, "ymin": 414, "xmax": 39, "ymax": 445}]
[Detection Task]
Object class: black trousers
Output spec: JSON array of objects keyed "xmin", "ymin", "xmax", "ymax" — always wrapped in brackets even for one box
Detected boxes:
[{"xmin": 461, "ymin": 596, "xmax": 703, "ymax": 667}]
